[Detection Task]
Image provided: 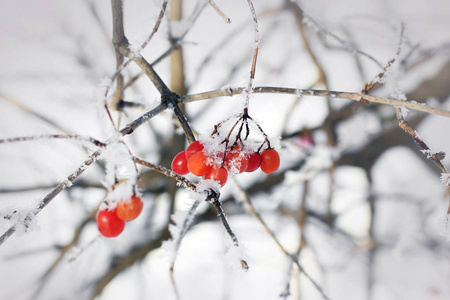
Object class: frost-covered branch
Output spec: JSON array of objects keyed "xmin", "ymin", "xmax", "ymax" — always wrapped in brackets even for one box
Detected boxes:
[
  {"xmin": 136, "ymin": 156, "xmax": 249, "ymax": 277},
  {"xmin": 180, "ymin": 86, "xmax": 450, "ymax": 118},
  {"xmin": 207, "ymin": 190, "xmax": 249, "ymax": 271},
  {"xmin": 394, "ymin": 107, "xmax": 449, "ymax": 210},
  {"xmin": 0, "ymin": 151, "xmax": 101, "ymax": 246},
  {"xmin": 362, "ymin": 23, "xmax": 405, "ymax": 95},
  {"xmin": 0, "ymin": 134, "xmax": 107, "ymax": 148}
]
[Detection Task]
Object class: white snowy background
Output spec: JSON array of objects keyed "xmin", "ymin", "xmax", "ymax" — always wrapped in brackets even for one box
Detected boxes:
[{"xmin": 1, "ymin": 0, "xmax": 450, "ymax": 300}]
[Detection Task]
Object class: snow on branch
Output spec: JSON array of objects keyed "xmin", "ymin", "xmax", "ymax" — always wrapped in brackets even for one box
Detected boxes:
[
  {"xmin": 0, "ymin": 134, "xmax": 107, "ymax": 148},
  {"xmin": 0, "ymin": 151, "xmax": 101, "ymax": 246},
  {"xmin": 180, "ymin": 86, "xmax": 450, "ymax": 118}
]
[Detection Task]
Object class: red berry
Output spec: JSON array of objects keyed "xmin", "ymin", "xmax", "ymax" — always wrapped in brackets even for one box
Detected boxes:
[
  {"xmin": 97, "ymin": 208, "xmax": 125, "ymax": 237},
  {"xmin": 186, "ymin": 141, "xmax": 204, "ymax": 160},
  {"xmin": 205, "ymin": 166, "xmax": 228, "ymax": 186},
  {"xmin": 294, "ymin": 134, "xmax": 314, "ymax": 152},
  {"xmin": 224, "ymin": 150, "xmax": 249, "ymax": 174},
  {"xmin": 171, "ymin": 151, "xmax": 189, "ymax": 175},
  {"xmin": 245, "ymin": 152, "xmax": 262, "ymax": 172},
  {"xmin": 187, "ymin": 151, "xmax": 212, "ymax": 176},
  {"xmin": 116, "ymin": 196, "xmax": 144, "ymax": 221},
  {"xmin": 260, "ymin": 149, "xmax": 280, "ymax": 174}
]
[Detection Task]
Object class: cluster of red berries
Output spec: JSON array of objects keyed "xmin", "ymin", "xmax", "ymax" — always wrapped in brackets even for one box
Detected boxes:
[
  {"xmin": 96, "ymin": 195, "xmax": 143, "ymax": 238},
  {"xmin": 171, "ymin": 140, "xmax": 280, "ymax": 187}
]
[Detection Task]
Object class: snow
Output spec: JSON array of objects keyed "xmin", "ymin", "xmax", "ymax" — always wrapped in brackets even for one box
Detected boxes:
[
  {"xmin": 99, "ymin": 137, "xmax": 139, "ymax": 206},
  {"xmin": 440, "ymin": 173, "xmax": 450, "ymax": 187},
  {"xmin": 0, "ymin": 201, "xmax": 40, "ymax": 236},
  {"xmin": 223, "ymin": 231, "xmax": 249, "ymax": 272},
  {"xmin": 1, "ymin": 0, "xmax": 450, "ymax": 300}
]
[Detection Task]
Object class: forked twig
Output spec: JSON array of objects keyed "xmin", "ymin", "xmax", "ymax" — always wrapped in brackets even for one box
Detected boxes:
[{"xmin": 362, "ymin": 23, "xmax": 405, "ymax": 95}]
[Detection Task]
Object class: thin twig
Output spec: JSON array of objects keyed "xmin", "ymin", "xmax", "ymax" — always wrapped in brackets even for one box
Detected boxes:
[
  {"xmin": 244, "ymin": 0, "xmax": 260, "ymax": 108},
  {"xmin": 0, "ymin": 134, "xmax": 107, "ymax": 148},
  {"xmin": 119, "ymin": 102, "xmax": 168, "ymax": 136},
  {"xmin": 139, "ymin": 0, "xmax": 169, "ymax": 51},
  {"xmin": 394, "ymin": 106, "xmax": 449, "ymax": 212},
  {"xmin": 394, "ymin": 107, "xmax": 447, "ymax": 174},
  {"xmin": 134, "ymin": 157, "xmax": 196, "ymax": 190},
  {"xmin": 362, "ymin": 23, "xmax": 405, "ymax": 95},
  {"xmin": 207, "ymin": 0, "xmax": 231, "ymax": 23}
]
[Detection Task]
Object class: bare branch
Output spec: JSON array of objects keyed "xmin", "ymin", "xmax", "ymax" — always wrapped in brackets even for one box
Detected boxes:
[
  {"xmin": 119, "ymin": 102, "xmax": 168, "ymax": 136},
  {"xmin": 394, "ymin": 107, "xmax": 447, "ymax": 173},
  {"xmin": 180, "ymin": 86, "xmax": 450, "ymax": 118},
  {"xmin": 134, "ymin": 156, "xmax": 196, "ymax": 190},
  {"xmin": 139, "ymin": 0, "xmax": 169, "ymax": 51},
  {"xmin": 207, "ymin": 190, "xmax": 249, "ymax": 271}
]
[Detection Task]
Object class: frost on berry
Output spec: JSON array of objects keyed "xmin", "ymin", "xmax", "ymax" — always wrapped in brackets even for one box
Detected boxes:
[{"xmin": 224, "ymin": 151, "xmax": 249, "ymax": 174}]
